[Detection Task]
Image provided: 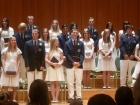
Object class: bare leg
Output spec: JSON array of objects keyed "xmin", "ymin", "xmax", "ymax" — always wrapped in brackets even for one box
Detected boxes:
[
  {"xmin": 106, "ymin": 71, "xmax": 111, "ymax": 87},
  {"xmin": 13, "ymin": 87, "xmax": 18, "ymax": 100},
  {"xmin": 103, "ymin": 71, "xmax": 107, "ymax": 87},
  {"xmin": 50, "ymin": 81, "xmax": 55, "ymax": 100},
  {"xmin": 55, "ymin": 81, "xmax": 60, "ymax": 101},
  {"xmin": 86, "ymin": 71, "xmax": 91, "ymax": 87},
  {"xmin": 42, "ymin": 71, "xmax": 46, "ymax": 81},
  {"xmin": 3, "ymin": 86, "xmax": 8, "ymax": 93},
  {"xmin": 82, "ymin": 71, "xmax": 87, "ymax": 87}
]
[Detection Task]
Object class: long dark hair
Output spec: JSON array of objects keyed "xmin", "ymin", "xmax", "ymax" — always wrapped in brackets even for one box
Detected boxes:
[
  {"xmin": 106, "ymin": 22, "xmax": 114, "ymax": 34},
  {"xmin": 41, "ymin": 28, "xmax": 50, "ymax": 43},
  {"xmin": 1, "ymin": 18, "xmax": 9, "ymax": 30},
  {"xmin": 70, "ymin": 22, "xmax": 78, "ymax": 33},
  {"xmin": 29, "ymin": 79, "xmax": 51, "ymax": 105},
  {"xmin": 123, "ymin": 21, "xmax": 130, "ymax": 34}
]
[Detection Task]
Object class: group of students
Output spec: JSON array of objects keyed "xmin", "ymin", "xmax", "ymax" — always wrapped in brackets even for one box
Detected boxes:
[{"xmin": 0, "ymin": 15, "xmax": 140, "ymax": 103}]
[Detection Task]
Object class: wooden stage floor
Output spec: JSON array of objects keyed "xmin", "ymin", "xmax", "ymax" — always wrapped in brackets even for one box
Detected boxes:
[{"xmin": 17, "ymin": 88, "xmax": 118, "ymax": 105}]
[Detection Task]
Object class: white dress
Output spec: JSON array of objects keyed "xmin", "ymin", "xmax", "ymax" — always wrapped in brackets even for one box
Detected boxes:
[
  {"xmin": 97, "ymin": 38, "xmax": 116, "ymax": 71},
  {"xmin": 1, "ymin": 47, "xmax": 21, "ymax": 87},
  {"xmin": 0, "ymin": 27, "xmax": 14, "ymax": 39},
  {"xmin": 132, "ymin": 44, "xmax": 140, "ymax": 79},
  {"xmin": 49, "ymin": 30, "xmax": 62, "ymax": 39},
  {"xmin": 101, "ymin": 31, "xmax": 117, "ymax": 58},
  {"xmin": 119, "ymin": 30, "xmax": 135, "ymax": 36},
  {"xmin": 45, "ymin": 49, "xmax": 65, "ymax": 81},
  {"xmin": 0, "ymin": 38, "xmax": 4, "ymax": 51},
  {"xmin": 80, "ymin": 38, "xmax": 94, "ymax": 70},
  {"xmin": 43, "ymin": 41, "xmax": 50, "ymax": 53}
]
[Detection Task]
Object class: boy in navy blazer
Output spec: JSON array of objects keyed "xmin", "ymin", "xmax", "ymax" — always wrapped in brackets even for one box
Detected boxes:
[
  {"xmin": 120, "ymin": 25, "xmax": 138, "ymax": 87},
  {"xmin": 64, "ymin": 29, "xmax": 84, "ymax": 103},
  {"xmin": 13, "ymin": 22, "xmax": 31, "ymax": 79},
  {"xmin": 26, "ymin": 16, "xmax": 40, "ymax": 38},
  {"xmin": 24, "ymin": 29, "xmax": 45, "ymax": 92},
  {"xmin": 87, "ymin": 17, "xmax": 99, "ymax": 56}
]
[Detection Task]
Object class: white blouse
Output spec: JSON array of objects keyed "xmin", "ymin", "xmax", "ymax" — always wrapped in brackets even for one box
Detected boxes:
[{"xmin": 0, "ymin": 27, "xmax": 14, "ymax": 38}]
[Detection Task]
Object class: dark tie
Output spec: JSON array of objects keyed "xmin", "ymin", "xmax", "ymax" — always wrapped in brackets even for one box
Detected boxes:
[
  {"xmin": 20, "ymin": 34, "xmax": 24, "ymax": 44},
  {"xmin": 90, "ymin": 27, "xmax": 92, "ymax": 37},
  {"xmin": 128, "ymin": 35, "xmax": 131, "ymax": 44},
  {"xmin": 30, "ymin": 25, "xmax": 32, "ymax": 32},
  {"xmin": 34, "ymin": 41, "xmax": 36, "ymax": 51},
  {"xmin": 74, "ymin": 40, "xmax": 76, "ymax": 47}
]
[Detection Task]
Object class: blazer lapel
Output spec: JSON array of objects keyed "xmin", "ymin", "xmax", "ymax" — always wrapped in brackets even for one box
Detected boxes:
[
  {"xmin": 30, "ymin": 40, "xmax": 36, "ymax": 53},
  {"xmin": 36, "ymin": 40, "xmax": 39, "ymax": 53}
]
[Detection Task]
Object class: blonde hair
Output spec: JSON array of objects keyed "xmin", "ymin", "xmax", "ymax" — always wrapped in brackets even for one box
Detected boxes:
[
  {"xmin": 50, "ymin": 20, "xmax": 61, "ymax": 33},
  {"xmin": 18, "ymin": 22, "xmax": 27, "ymax": 31},
  {"xmin": 48, "ymin": 37, "xmax": 61, "ymax": 58},
  {"xmin": 6, "ymin": 36, "xmax": 18, "ymax": 53},
  {"xmin": 82, "ymin": 28, "xmax": 90, "ymax": 41},
  {"xmin": 103, "ymin": 29, "xmax": 111, "ymax": 48},
  {"xmin": 27, "ymin": 16, "xmax": 34, "ymax": 20},
  {"xmin": 89, "ymin": 17, "xmax": 94, "ymax": 21}
]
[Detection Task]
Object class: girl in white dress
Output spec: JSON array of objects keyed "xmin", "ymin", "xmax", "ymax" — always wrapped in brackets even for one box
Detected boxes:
[
  {"xmin": 80, "ymin": 28, "xmax": 94, "ymax": 89},
  {"xmin": 49, "ymin": 20, "xmax": 62, "ymax": 39},
  {"xmin": 98, "ymin": 29, "xmax": 115, "ymax": 89},
  {"xmin": 1, "ymin": 36, "xmax": 21, "ymax": 102},
  {"xmin": 132, "ymin": 43, "xmax": 140, "ymax": 79},
  {"xmin": 0, "ymin": 32, "xmax": 4, "ymax": 76},
  {"xmin": 45, "ymin": 37, "xmax": 64, "ymax": 103},
  {"xmin": 40, "ymin": 28, "xmax": 50, "ymax": 80},
  {"xmin": 0, "ymin": 18, "xmax": 14, "ymax": 47},
  {"xmin": 101, "ymin": 22, "xmax": 117, "ymax": 58}
]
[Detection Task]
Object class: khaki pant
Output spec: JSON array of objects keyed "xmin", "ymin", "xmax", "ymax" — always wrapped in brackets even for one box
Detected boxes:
[{"xmin": 66, "ymin": 67, "xmax": 83, "ymax": 99}]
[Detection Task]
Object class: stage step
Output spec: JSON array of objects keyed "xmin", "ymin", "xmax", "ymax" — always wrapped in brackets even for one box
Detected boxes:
[{"xmin": 3, "ymin": 78, "xmax": 120, "ymax": 102}]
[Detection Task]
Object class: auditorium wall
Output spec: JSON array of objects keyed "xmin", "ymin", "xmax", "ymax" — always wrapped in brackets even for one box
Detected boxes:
[{"xmin": 0, "ymin": 0, "xmax": 140, "ymax": 48}]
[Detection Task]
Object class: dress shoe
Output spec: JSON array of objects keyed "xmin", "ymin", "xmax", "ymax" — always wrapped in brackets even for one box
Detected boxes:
[{"xmin": 68, "ymin": 98, "xmax": 74, "ymax": 103}]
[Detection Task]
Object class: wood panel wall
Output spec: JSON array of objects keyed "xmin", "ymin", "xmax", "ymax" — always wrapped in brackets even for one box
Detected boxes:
[{"xmin": 0, "ymin": 0, "xmax": 140, "ymax": 48}]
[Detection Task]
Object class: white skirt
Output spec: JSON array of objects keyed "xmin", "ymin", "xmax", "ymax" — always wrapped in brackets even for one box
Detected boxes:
[
  {"xmin": 83, "ymin": 59, "xmax": 94, "ymax": 70},
  {"xmin": 132, "ymin": 62, "xmax": 140, "ymax": 79},
  {"xmin": 45, "ymin": 65, "xmax": 65, "ymax": 81},
  {"xmin": 0, "ymin": 70, "xmax": 19, "ymax": 87},
  {"xmin": 97, "ymin": 58, "xmax": 116, "ymax": 71}
]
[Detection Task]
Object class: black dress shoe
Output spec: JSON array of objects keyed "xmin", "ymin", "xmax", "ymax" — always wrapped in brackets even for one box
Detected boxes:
[
  {"xmin": 76, "ymin": 98, "xmax": 83, "ymax": 103},
  {"xmin": 68, "ymin": 98, "xmax": 74, "ymax": 103}
]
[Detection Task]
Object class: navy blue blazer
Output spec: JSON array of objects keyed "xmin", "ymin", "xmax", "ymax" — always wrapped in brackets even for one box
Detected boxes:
[
  {"xmin": 87, "ymin": 26, "xmax": 99, "ymax": 52},
  {"xmin": 13, "ymin": 32, "xmax": 31, "ymax": 58},
  {"xmin": 119, "ymin": 34, "xmax": 138, "ymax": 60},
  {"xmin": 57, "ymin": 33, "xmax": 70, "ymax": 55},
  {"xmin": 64, "ymin": 39, "xmax": 84, "ymax": 68},
  {"xmin": 24, "ymin": 40, "xmax": 45, "ymax": 71},
  {"xmin": 26, "ymin": 24, "xmax": 40, "ymax": 38}
]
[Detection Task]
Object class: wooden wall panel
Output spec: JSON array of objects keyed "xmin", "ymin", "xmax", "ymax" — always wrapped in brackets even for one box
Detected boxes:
[
  {"xmin": 37, "ymin": 0, "xmax": 53, "ymax": 32},
  {"xmin": 0, "ymin": 0, "xmax": 11, "ymax": 26},
  {"xmin": 108, "ymin": 0, "xmax": 118, "ymax": 48},
  {"xmin": 59, "ymin": 0, "xmax": 69, "ymax": 29},
  {"xmin": 53, "ymin": 0, "xmax": 60, "ymax": 21},
  {"xmin": 96, "ymin": 0, "xmax": 109, "ymax": 37},
  {"xmin": 0, "ymin": 0, "xmax": 139, "ymax": 43},
  {"xmin": 122, "ymin": 0, "xmax": 139, "ymax": 35},
  {"xmin": 139, "ymin": 0, "xmax": 140, "ymax": 31},
  {"xmin": 68, "ymin": 0, "xmax": 82, "ymax": 32},
  {"xmin": 22, "ymin": 0, "xmax": 31, "ymax": 27},
  {"xmin": 10, "ymin": 1, "xmax": 22, "ymax": 33},
  {"xmin": 31, "ymin": 0, "xmax": 38, "ymax": 25},
  {"xmin": 81, "ymin": 0, "xmax": 97, "ymax": 32}
]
